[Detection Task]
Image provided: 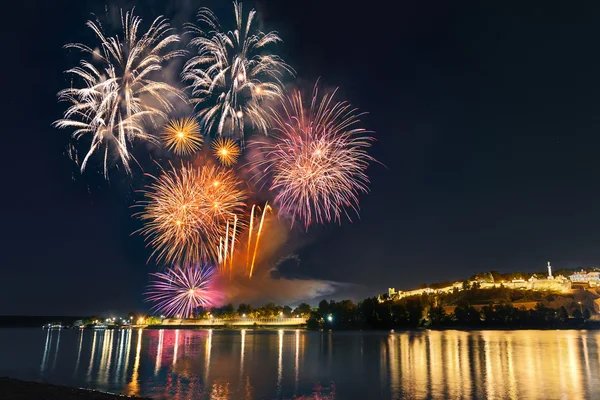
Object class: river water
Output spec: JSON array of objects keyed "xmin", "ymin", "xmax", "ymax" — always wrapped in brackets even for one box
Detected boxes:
[{"xmin": 0, "ymin": 328, "xmax": 599, "ymax": 399}]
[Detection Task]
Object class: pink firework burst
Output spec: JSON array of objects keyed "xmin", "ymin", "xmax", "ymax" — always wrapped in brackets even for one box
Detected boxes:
[
  {"xmin": 250, "ymin": 82, "xmax": 376, "ymax": 229},
  {"xmin": 145, "ymin": 264, "xmax": 218, "ymax": 318}
]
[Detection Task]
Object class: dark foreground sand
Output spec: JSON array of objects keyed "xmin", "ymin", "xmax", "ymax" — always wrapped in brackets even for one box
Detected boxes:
[{"xmin": 0, "ymin": 378, "xmax": 149, "ymax": 400}]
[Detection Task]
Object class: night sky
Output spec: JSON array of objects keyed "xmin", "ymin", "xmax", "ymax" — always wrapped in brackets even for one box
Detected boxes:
[{"xmin": 3, "ymin": 0, "xmax": 600, "ymax": 315}]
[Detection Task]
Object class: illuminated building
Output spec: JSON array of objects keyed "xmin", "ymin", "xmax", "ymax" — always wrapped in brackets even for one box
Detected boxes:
[{"xmin": 569, "ymin": 270, "xmax": 600, "ymax": 283}]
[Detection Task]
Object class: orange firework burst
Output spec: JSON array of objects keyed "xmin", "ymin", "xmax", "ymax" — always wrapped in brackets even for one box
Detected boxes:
[
  {"xmin": 212, "ymin": 137, "xmax": 241, "ymax": 167},
  {"xmin": 135, "ymin": 163, "xmax": 246, "ymax": 265},
  {"xmin": 161, "ymin": 117, "xmax": 203, "ymax": 155}
]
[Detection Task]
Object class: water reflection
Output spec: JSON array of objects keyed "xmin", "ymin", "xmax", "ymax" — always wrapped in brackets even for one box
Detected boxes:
[
  {"xmin": 382, "ymin": 330, "xmax": 600, "ymax": 399},
  {"xmin": 240, "ymin": 329, "xmax": 246, "ymax": 381},
  {"xmin": 277, "ymin": 329, "xmax": 283, "ymax": 395},
  {"xmin": 22, "ymin": 329, "xmax": 600, "ymax": 399},
  {"xmin": 125, "ymin": 329, "xmax": 142, "ymax": 396},
  {"xmin": 155, "ymin": 329, "xmax": 164, "ymax": 376},
  {"xmin": 40, "ymin": 328, "xmax": 61, "ymax": 373}
]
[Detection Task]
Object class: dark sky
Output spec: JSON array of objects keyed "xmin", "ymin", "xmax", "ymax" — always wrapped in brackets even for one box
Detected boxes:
[{"xmin": 2, "ymin": 0, "xmax": 600, "ymax": 315}]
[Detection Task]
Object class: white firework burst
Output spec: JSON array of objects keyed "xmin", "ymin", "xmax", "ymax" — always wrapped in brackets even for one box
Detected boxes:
[
  {"xmin": 182, "ymin": 2, "xmax": 294, "ymax": 139},
  {"xmin": 54, "ymin": 10, "xmax": 186, "ymax": 177}
]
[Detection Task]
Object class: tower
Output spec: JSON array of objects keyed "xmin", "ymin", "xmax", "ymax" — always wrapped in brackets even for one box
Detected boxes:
[{"xmin": 547, "ymin": 261, "xmax": 553, "ymax": 279}]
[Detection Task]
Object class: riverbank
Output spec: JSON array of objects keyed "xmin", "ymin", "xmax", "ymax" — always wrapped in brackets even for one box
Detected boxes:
[{"xmin": 0, "ymin": 378, "xmax": 148, "ymax": 400}]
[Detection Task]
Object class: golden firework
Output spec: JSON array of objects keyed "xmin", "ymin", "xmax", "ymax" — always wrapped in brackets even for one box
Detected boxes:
[
  {"xmin": 212, "ymin": 138, "xmax": 241, "ymax": 167},
  {"xmin": 161, "ymin": 117, "xmax": 203, "ymax": 155},
  {"xmin": 135, "ymin": 163, "xmax": 247, "ymax": 265}
]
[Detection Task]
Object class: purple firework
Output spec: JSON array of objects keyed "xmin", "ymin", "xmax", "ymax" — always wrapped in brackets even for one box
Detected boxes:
[{"xmin": 145, "ymin": 264, "xmax": 217, "ymax": 318}]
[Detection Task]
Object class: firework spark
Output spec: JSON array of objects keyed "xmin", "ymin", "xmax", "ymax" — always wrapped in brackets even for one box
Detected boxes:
[
  {"xmin": 251, "ymin": 83, "xmax": 375, "ymax": 228},
  {"xmin": 183, "ymin": 2, "xmax": 293, "ymax": 138},
  {"xmin": 212, "ymin": 137, "xmax": 241, "ymax": 167},
  {"xmin": 135, "ymin": 163, "xmax": 247, "ymax": 265},
  {"xmin": 161, "ymin": 117, "xmax": 203, "ymax": 155},
  {"xmin": 54, "ymin": 10, "xmax": 185, "ymax": 177},
  {"xmin": 248, "ymin": 202, "xmax": 271, "ymax": 279},
  {"xmin": 145, "ymin": 264, "xmax": 217, "ymax": 318}
]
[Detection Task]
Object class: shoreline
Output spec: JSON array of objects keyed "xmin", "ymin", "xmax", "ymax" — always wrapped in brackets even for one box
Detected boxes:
[
  {"xmin": 1, "ymin": 324, "xmax": 598, "ymax": 331},
  {"xmin": 0, "ymin": 377, "xmax": 148, "ymax": 399}
]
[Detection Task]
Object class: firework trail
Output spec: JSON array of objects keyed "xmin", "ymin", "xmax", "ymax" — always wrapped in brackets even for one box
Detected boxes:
[
  {"xmin": 250, "ymin": 83, "xmax": 375, "ymax": 228},
  {"xmin": 145, "ymin": 264, "xmax": 217, "ymax": 318},
  {"xmin": 246, "ymin": 204, "xmax": 256, "ymax": 271},
  {"xmin": 217, "ymin": 214, "xmax": 238, "ymax": 279},
  {"xmin": 218, "ymin": 237, "xmax": 223, "ymax": 264},
  {"xmin": 223, "ymin": 219, "xmax": 230, "ymax": 271},
  {"xmin": 54, "ymin": 10, "xmax": 186, "ymax": 177},
  {"xmin": 182, "ymin": 2, "xmax": 293, "ymax": 139},
  {"xmin": 229, "ymin": 214, "xmax": 237, "ymax": 279},
  {"xmin": 135, "ymin": 163, "xmax": 246, "ymax": 266},
  {"xmin": 161, "ymin": 117, "xmax": 203, "ymax": 155},
  {"xmin": 249, "ymin": 202, "xmax": 271, "ymax": 278},
  {"xmin": 212, "ymin": 137, "xmax": 241, "ymax": 166}
]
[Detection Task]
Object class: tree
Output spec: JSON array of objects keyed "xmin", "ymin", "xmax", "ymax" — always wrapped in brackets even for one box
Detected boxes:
[
  {"xmin": 428, "ymin": 306, "xmax": 447, "ymax": 327},
  {"xmin": 146, "ymin": 316, "xmax": 162, "ymax": 325},
  {"xmin": 306, "ymin": 311, "xmax": 322, "ymax": 329},
  {"xmin": 264, "ymin": 302, "xmax": 280, "ymax": 317},
  {"xmin": 454, "ymin": 306, "xmax": 481, "ymax": 326},
  {"xmin": 222, "ymin": 303, "xmax": 236, "ymax": 318},
  {"xmin": 282, "ymin": 305, "xmax": 293, "ymax": 317},
  {"xmin": 318, "ymin": 300, "xmax": 330, "ymax": 316},
  {"xmin": 293, "ymin": 303, "xmax": 312, "ymax": 317},
  {"xmin": 359, "ymin": 298, "xmax": 377, "ymax": 329},
  {"xmin": 404, "ymin": 297, "xmax": 424, "ymax": 328},
  {"xmin": 237, "ymin": 303, "xmax": 253, "ymax": 316},
  {"xmin": 558, "ymin": 306, "xmax": 569, "ymax": 322}
]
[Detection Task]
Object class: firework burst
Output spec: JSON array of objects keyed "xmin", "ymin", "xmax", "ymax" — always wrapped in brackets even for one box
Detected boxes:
[
  {"xmin": 182, "ymin": 2, "xmax": 293, "ymax": 138},
  {"xmin": 135, "ymin": 163, "xmax": 247, "ymax": 265},
  {"xmin": 54, "ymin": 10, "xmax": 186, "ymax": 177},
  {"xmin": 161, "ymin": 117, "xmax": 203, "ymax": 155},
  {"xmin": 145, "ymin": 264, "xmax": 217, "ymax": 318},
  {"xmin": 212, "ymin": 137, "xmax": 241, "ymax": 167},
  {"xmin": 251, "ymin": 83, "xmax": 375, "ymax": 228}
]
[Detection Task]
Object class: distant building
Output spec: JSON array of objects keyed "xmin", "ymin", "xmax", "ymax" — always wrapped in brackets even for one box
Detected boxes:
[{"xmin": 569, "ymin": 270, "xmax": 600, "ymax": 283}]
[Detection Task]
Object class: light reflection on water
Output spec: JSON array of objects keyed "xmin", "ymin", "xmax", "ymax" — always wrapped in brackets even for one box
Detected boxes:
[{"xmin": 1, "ymin": 328, "xmax": 600, "ymax": 399}]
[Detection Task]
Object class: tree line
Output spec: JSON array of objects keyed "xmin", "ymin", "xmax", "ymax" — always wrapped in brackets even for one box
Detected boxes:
[{"xmin": 308, "ymin": 287, "xmax": 596, "ymax": 330}]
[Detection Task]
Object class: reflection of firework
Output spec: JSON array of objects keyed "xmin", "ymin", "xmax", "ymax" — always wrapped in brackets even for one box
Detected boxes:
[
  {"xmin": 212, "ymin": 137, "xmax": 241, "ymax": 167},
  {"xmin": 145, "ymin": 264, "xmax": 217, "ymax": 318},
  {"xmin": 135, "ymin": 163, "xmax": 247, "ymax": 265},
  {"xmin": 54, "ymin": 10, "xmax": 185, "ymax": 177},
  {"xmin": 251, "ymin": 83, "xmax": 375, "ymax": 228},
  {"xmin": 162, "ymin": 117, "xmax": 203, "ymax": 155},
  {"xmin": 183, "ymin": 2, "xmax": 293, "ymax": 138}
]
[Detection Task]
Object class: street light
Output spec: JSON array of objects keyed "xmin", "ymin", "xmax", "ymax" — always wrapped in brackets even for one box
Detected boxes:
[{"xmin": 327, "ymin": 315, "xmax": 333, "ymax": 322}]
